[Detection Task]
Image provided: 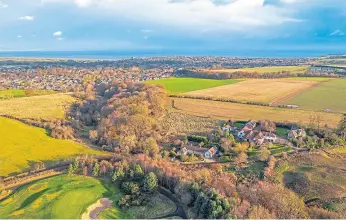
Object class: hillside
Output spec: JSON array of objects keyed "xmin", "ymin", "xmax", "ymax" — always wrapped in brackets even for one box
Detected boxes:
[{"xmin": 0, "ymin": 117, "xmax": 105, "ymax": 176}]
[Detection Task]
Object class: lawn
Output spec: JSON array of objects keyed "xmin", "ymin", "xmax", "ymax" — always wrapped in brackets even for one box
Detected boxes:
[
  {"xmin": 0, "ymin": 89, "xmax": 56, "ymax": 100},
  {"xmin": 247, "ymin": 145, "xmax": 291, "ymax": 157},
  {"xmin": 207, "ymin": 66, "xmax": 309, "ymax": 74},
  {"xmin": 284, "ymin": 79, "xmax": 346, "ymax": 113},
  {"xmin": 276, "ymin": 126, "xmax": 290, "ymax": 137},
  {"xmin": 172, "ymin": 98, "xmax": 342, "ymax": 128},
  {"xmin": 145, "ymin": 77, "xmax": 242, "ymax": 94},
  {"xmin": 0, "ymin": 175, "xmax": 127, "ymax": 219},
  {"xmin": 0, "ymin": 93, "xmax": 76, "ymax": 120},
  {"xmin": 0, "ymin": 117, "xmax": 105, "ymax": 176},
  {"xmin": 185, "ymin": 79, "xmax": 319, "ymax": 104}
]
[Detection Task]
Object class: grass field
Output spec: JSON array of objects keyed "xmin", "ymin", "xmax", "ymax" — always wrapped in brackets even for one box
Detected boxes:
[
  {"xmin": 282, "ymin": 153, "xmax": 346, "ymax": 201},
  {"xmin": 145, "ymin": 77, "xmax": 241, "ymax": 94},
  {"xmin": 0, "ymin": 89, "xmax": 56, "ymax": 100},
  {"xmin": 0, "ymin": 175, "xmax": 127, "ymax": 219},
  {"xmin": 172, "ymin": 98, "xmax": 342, "ymax": 128},
  {"xmin": 284, "ymin": 79, "xmax": 346, "ymax": 113},
  {"xmin": 0, "ymin": 117, "xmax": 105, "ymax": 176},
  {"xmin": 207, "ymin": 66, "xmax": 309, "ymax": 74},
  {"xmin": 0, "ymin": 93, "xmax": 76, "ymax": 120},
  {"xmin": 185, "ymin": 79, "xmax": 319, "ymax": 104}
]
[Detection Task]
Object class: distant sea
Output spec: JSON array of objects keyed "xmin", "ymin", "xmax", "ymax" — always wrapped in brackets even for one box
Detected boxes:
[{"xmin": 0, "ymin": 49, "xmax": 344, "ymax": 59}]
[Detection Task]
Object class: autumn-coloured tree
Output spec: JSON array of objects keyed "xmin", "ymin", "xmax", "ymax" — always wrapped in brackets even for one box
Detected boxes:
[
  {"xmin": 260, "ymin": 120, "xmax": 276, "ymax": 133},
  {"xmin": 238, "ymin": 181, "xmax": 309, "ymax": 219},
  {"xmin": 234, "ymin": 152, "xmax": 248, "ymax": 167},
  {"xmin": 247, "ymin": 205, "xmax": 276, "ymax": 219},
  {"xmin": 258, "ymin": 147, "xmax": 271, "ymax": 162}
]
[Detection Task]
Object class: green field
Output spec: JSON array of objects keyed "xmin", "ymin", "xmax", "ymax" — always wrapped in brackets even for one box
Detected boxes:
[
  {"xmin": 146, "ymin": 77, "xmax": 242, "ymax": 94},
  {"xmin": 0, "ymin": 175, "xmax": 126, "ymax": 219},
  {"xmin": 285, "ymin": 79, "xmax": 346, "ymax": 112},
  {"xmin": 0, "ymin": 89, "xmax": 56, "ymax": 100},
  {"xmin": 0, "ymin": 117, "xmax": 105, "ymax": 176}
]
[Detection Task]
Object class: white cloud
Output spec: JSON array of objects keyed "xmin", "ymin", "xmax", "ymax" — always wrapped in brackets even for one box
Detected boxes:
[
  {"xmin": 0, "ymin": 1, "xmax": 8, "ymax": 8},
  {"xmin": 57, "ymin": 37, "xmax": 64, "ymax": 40},
  {"xmin": 17, "ymin": 35, "xmax": 22, "ymax": 38},
  {"xmin": 330, "ymin": 29, "xmax": 344, "ymax": 36},
  {"xmin": 74, "ymin": 0, "xmax": 93, "ymax": 7},
  {"xmin": 41, "ymin": 0, "xmax": 302, "ymax": 32},
  {"xmin": 53, "ymin": 31, "xmax": 62, "ymax": 36},
  {"xmin": 18, "ymin": 16, "xmax": 35, "ymax": 21}
]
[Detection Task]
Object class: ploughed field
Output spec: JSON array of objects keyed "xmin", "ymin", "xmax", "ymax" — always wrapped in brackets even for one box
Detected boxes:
[
  {"xmin": 0, "ymin": 93, "xmax": 76, "ymax": 120},
  {"xmin": 184, "ymin": 79, "xmax": 319, "ymax": 105},
  {"xmin": 0, "ymin": 117, "xmax": 105, "ymax": 176},
  {"xmin": 172, "ymin": 98, "xmax": 342, "ymax": 128},
  {"xmin": 284, "ymin": 79, "xmax": 346, "ymax": 113},
  {"xmin": 0, "ymin": 175, "xmax": 126, "ymax": 219},
  {"xmin": 145, "ymin": 77, "xmax": 242, "ymax": 94}
]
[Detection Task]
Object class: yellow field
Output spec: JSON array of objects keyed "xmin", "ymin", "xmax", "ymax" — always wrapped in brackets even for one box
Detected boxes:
[
  {"xmin": 0, "ymin": 93, "xmax": 76, "ymax": 120},
  {"xmin": 172, "ymin": 98, "xmax": 342, "ymax": 128},
  {"xmin": 185, "ymin": 79, "xmax": 319, "ymax": 104},
  {"xmin": 0, "ymin": 117, "xmax": 105, "ymax": 176},
  {"xmin": 207, "ymin": 65, "xmax": 309, "ymax": 74}
]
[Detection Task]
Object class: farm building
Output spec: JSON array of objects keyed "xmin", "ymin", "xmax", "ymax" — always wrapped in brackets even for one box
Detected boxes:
[{"xmin": 177, "ymin": 145, "xmax": 218, "ymax": 159}]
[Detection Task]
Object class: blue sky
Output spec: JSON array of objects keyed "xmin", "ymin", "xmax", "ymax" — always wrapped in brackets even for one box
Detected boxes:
[{"xmin": 0, "ymin": 0, "xmax": 345, "ymax": 54}]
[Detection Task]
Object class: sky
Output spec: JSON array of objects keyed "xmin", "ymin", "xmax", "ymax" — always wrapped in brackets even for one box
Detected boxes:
[{"xmin": 0, "ymin": 0, "xmax": 345, "ymax": 55}]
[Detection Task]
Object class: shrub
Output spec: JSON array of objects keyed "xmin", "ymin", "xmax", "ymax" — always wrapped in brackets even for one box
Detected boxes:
[{"xmin": 188, "ymin": 135, "xmax": 208, "ymax": 144}]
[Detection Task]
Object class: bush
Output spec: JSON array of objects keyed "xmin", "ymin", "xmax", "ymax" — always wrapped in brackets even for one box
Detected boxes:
[
  {"xmin": 188, "ymin": 135, "xmax": 208, "ymax": 144},
  {"xmin": 121, "ymin": 181, "xmax": 140, "ymax": 195}
]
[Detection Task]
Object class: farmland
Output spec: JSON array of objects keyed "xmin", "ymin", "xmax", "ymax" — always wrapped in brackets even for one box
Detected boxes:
[
  {"xmin": 0, "ymin": 93, "xmax": 76, "ymax": 120},
  {"xmin": 0, "ymin": 89, "xmax": 56, "ymax": 100},
  {"xmin": 145, "ymin": 77, "xmax": 241, "ymax": 94},
  {"xmin": 0, "ymin": 117, "xmax": 105, "ymax": 176},
  {"xmin": 172, "ymin": 98, "xmax": 342, "ymax": 128},
  {"xmin": 284, "ymin": 79, "xmax": 346, "ymax": 113},
  {"xmin": 185, "ymin": 79, "xmax": 319, "ymax": 104},
  {"xmin": 207, "ymin": 65, "xmax": 309, "ymax": 74},
  {"xmin": 0, "ymin": 175, "xmax": 127, "ymax": 219}
]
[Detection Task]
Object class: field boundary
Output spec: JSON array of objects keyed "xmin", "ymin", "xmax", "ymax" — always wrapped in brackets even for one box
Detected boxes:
[
  {"xmin": 170, "ymin": 95, "xmax": 340, "ymax": 114},
  {"xmin": 171, "ymin": 97, "xmax": 342, "ymax": 128},
  {"xmin": 271, "ymin": 81, "xmax": 327, "ymax": 106}
]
